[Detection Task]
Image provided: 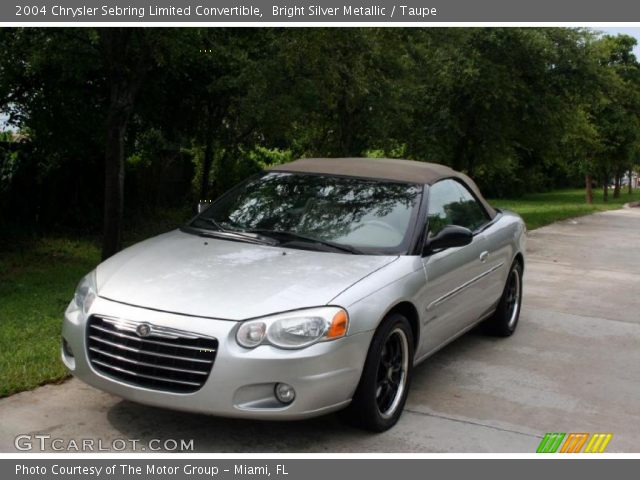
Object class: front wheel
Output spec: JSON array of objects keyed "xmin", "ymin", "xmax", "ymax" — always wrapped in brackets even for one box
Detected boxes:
[
  {"xmin": 484, "ymin": 260, "xmax": 523, "ymax": 337},
  {"xmin": 342, "ymin": 313, "xmax": 414, "ymax": 432}
]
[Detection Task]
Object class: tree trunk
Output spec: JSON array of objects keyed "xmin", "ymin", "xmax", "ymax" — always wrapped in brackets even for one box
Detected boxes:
[
  {"xmin": 102, "ymin": 104, "xmax": 128, "ymax": 260},
  {"xmin": 629, "ymin": 170, "xmax": 633, "ymax": 195},
  {"xmin": 336, "ymin": 97, "xmax": 354, "ymax": 156},
  {"xmin": 100, "ymin": 29, "xmax": 149, "ymax": 260},
  {"xmin": 467, "ymin": 156, "xmax": 476, "ymax": 178},
  {"xmin": 613, "ymin": 170, "xmax": 621, "ymax": 199},
  {"xmin": 198, "ymin": 100, "xmax": 229, "ymax": 201},
  {"xmin": 200, "ymin": 135, "xmax": 214, "ymax": 201},
  {"xmin": 603, "ymin": 179, "xmax": 609, "ymax": 202},
  {"xmin": 585, "ymin": 175, "xmax": 593, "ymax": 204}
]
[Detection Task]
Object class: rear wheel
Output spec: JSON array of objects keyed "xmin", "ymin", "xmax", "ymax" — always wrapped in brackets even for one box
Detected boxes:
[
  {"xmin": 484, "ymin": 260, "xmax": 523, "ymax": 336},
  {"xmin": 342, "ymin": 313, "xmax": 414, "ymax": 432}
]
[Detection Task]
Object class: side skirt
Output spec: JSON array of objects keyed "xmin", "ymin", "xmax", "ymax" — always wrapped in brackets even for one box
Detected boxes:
[{"xmin": 413, "ymin": 307, "xmax": 497, "ymax": 367}]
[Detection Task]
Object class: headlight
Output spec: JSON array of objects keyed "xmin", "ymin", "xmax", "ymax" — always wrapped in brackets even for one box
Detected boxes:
[
  {"xmin": 236, "ymin": 307, "xmax": 349, "ymax": 350},
  {"xmin": 73, "ymin": 270, "xmax": 97, "ymax": 316}
]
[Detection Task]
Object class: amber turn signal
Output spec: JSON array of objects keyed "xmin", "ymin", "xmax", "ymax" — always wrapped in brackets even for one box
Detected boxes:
[{"xmin": 326, "ymin": 309, "xmax": 349, "ymax": 339}]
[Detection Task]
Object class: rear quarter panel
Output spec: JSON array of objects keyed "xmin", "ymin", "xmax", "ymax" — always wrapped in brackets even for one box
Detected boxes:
[{"xmin": 476, "ymin": 209, "xmax": 527, "ymax": 307}]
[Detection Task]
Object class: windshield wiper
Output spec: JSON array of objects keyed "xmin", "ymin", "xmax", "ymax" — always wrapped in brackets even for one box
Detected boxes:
[
  {"xmin": 247, "ymin": 229, "xmax": 363, "ymax": 254},
  {"xmin": 192, "ymin": 218, "xmax": 277, "ymax": 246}
]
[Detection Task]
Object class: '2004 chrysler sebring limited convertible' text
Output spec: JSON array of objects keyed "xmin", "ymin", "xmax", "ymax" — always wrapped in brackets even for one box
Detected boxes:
[{"xmin": 62, "ymin": 158, "xmax": 526, "ymax": 431}]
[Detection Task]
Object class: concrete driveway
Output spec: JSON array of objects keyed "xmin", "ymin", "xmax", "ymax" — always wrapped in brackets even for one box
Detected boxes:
[{"xmin": 2, "ymin": 207, "xmax": 639, "ymax": 453}]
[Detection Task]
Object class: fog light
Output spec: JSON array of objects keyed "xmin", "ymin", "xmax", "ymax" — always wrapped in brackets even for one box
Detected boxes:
[
  {"xmin": 62, "ymin": 338, "xmax": 74, "ymax": 358},
  {"xmin": 274, "ymin": 383, "xmax": 295, "ymax": 404}
]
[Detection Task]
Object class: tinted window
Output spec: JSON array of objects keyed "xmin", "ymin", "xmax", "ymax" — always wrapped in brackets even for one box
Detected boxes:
[
  {"xmin": 191, "ymin": 172, "xmax": 422, "ymax": 254},
  {"xmin": 427, "ymin": 179, "xmax": 489, "ymax": 237}
]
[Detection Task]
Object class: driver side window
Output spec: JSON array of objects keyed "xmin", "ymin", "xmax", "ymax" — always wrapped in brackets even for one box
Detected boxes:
[{"xmin": 427, "ymin": 179, "xmax": 490, "ymax": 238}]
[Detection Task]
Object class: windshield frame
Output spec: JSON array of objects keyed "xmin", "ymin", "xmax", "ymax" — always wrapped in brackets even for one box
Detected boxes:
[{"xmin": 182, "ymin": 171, "xmax": 426, "ymax": 256}]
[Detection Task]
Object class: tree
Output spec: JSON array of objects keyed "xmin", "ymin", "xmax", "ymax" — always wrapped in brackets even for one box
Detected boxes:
[
  {"xmin": 2, "ymin": 27, "xmax": 639, "ymax": 245},
  {"xmin": 0, "ymin": 28, "xmax": 107, "ymax": 228},
  {"xmin": 590, "ymin": 35, "xmax": 640, "ymax": 201},
  {"xmin": 0, "ymin": 28, "xmax": 188, "ymax": 256}
]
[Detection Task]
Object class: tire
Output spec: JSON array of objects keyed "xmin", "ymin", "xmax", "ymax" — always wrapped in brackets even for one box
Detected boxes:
[
  {"xmin": 342, "ymin": 313, "xmax": 414, "ymax": 432},
  {"xmin": 484, "ymin": 260, "xmax": 523, "ymax": 337}
]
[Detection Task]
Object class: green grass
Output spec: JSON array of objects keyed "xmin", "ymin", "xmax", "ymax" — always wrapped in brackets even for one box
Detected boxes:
[
  {"xmin": 0, "ymin": 191, "xmax": 636, "ymax": 397},
  {"xmin": 490, "ymin": 188, "xmax": 637, "ymax": 230},
  {"xmin": 0, "ymin": 207, "xmax": 191, "ymax": 398},
  {"xmin": 0, "ymin": 238, "xmax": 100, "ymax": 397}
]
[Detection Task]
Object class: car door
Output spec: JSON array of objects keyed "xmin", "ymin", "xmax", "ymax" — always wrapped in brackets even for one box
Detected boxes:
[
  {"xmin": 418, "ymin": 179, "xmax": 493, "ymax": 357},
  {"xmin": 449, "ymin": 180, "xmax": 508, "ymax": 315}
]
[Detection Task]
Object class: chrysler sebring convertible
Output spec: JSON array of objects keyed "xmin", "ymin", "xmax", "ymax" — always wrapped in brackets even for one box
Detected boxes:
[{"xmin": 62, "ymin": 157, "xmax": 526, "ymax": 431}]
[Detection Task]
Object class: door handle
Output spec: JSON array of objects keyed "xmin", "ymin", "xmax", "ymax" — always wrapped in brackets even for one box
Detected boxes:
[{"xmin": 479, "ymin": 251, "xmax": 489, "ymax": 263}]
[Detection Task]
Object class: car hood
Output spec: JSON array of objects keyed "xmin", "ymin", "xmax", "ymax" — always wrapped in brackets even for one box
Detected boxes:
[{"xmin": 96, "ymin": 230, "xmax": 398, "ymax": 320}]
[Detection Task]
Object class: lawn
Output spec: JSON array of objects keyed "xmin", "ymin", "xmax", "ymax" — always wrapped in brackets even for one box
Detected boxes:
[
  {"xmin": 490, "ymin": 188, "xmax": 637, "ymax": 230},
  {"xmin": 0, "ymin": 207, "xmax": 190, "ymax": 398},
  {"xmin": 0, "ymin": 189, "xmax": 636, "ymax": 397},
  {"xmin": 0, "ymin": 238, "xmax": 99, "ymax": 397}
]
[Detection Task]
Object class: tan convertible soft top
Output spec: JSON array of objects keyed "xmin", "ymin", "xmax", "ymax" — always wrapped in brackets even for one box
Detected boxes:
[{"xmin": 269, "ymin": 157, "xmax": 497, "ymax": 219}]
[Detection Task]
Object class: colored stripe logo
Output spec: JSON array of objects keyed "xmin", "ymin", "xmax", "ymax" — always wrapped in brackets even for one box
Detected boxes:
[
  {"xmin": 537, "ymin": 433, "xmax": 565, "ymax": 453},
  {"xmin": 537, "ymin": 433, "xmax": 612, "ymax": 453},
  {"xmin": 584, "ymin": 433, "xmax": 613, "ymax": 453}
]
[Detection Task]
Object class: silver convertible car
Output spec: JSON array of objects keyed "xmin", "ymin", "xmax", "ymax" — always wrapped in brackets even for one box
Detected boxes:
[{"xmin": 62, "ymin": 158, "xmax": 526, "ymax": 431}]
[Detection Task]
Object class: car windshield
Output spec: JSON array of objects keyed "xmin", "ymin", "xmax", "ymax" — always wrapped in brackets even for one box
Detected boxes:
[{"xmin": 189, "ymin": 172, "xmax": 422, "ymax": 254}]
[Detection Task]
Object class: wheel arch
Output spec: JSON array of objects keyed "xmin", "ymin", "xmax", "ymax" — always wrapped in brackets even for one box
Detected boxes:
[
  {"xmin": 513, "ymin": 251, "xmax": 525, "ymax": 273},
  {"xmin": 381, "ymin": 301, "xmax": 420, "ymax": 351}
]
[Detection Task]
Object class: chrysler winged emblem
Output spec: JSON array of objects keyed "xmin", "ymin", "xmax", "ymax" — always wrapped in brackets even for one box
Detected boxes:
[{"xmin": 136, "ymin": 323, "xmax": 152, "ymax": 337}]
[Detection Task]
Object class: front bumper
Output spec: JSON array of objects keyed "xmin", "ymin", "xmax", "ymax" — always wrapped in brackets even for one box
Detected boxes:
[{"xmin": 62, "ymin": 296, "xmax": 372, "ymax": 420}]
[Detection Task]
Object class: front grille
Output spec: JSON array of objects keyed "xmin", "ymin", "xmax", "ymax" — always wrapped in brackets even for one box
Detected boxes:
[{"xmin": 86, "ymin": 315, "xmax": 218, "ymax": 393}]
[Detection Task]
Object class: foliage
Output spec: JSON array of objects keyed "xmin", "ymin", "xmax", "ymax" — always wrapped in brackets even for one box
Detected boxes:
[{"xmin": 0, "ymin": 28, "xmax": 639, "ymax": 239}]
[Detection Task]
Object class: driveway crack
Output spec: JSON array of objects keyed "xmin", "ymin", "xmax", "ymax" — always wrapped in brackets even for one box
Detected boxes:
[{"xmin": 403, "ymin": 408, "xmax": 542, "ymax": 439}]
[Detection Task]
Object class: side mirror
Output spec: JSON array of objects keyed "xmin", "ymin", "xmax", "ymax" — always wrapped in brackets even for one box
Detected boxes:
[{"xmin": 423, "ymin": 225, "xmax": 473, "ymax": 255}]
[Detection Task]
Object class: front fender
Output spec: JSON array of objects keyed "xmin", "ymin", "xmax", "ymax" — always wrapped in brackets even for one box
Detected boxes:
[{"xmin": 331, "ymin": 256, "xmax": 426, "ymax": 337}]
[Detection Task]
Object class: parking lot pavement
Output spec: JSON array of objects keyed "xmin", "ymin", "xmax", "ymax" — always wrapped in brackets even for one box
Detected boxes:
[{"xmin": 1, "ymin": 207, "xmax": 639, "ymax": 453}]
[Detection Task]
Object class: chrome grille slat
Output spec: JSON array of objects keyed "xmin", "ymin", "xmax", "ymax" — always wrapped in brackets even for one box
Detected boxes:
[
  {"xmin": 100, "ymin": 315, "xmax": 209, "ymax": 340},
  {"xmin": 89, "ymin": 346, "xmax": 210, "ymax": 375},
  {"xmin": 88, "ymin": 335, "xmax": 213, "ymax": 364},
  {"xmin": 89, "ymin": 324, "xmax": 217, "ymax": 353},
  {"xmin": 86, "ymin": 315, "xmax": 218, "ymax": 394},
  {"xmin": 91, "ymin": 359, "xmax": 202, "ymax": 387}
]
